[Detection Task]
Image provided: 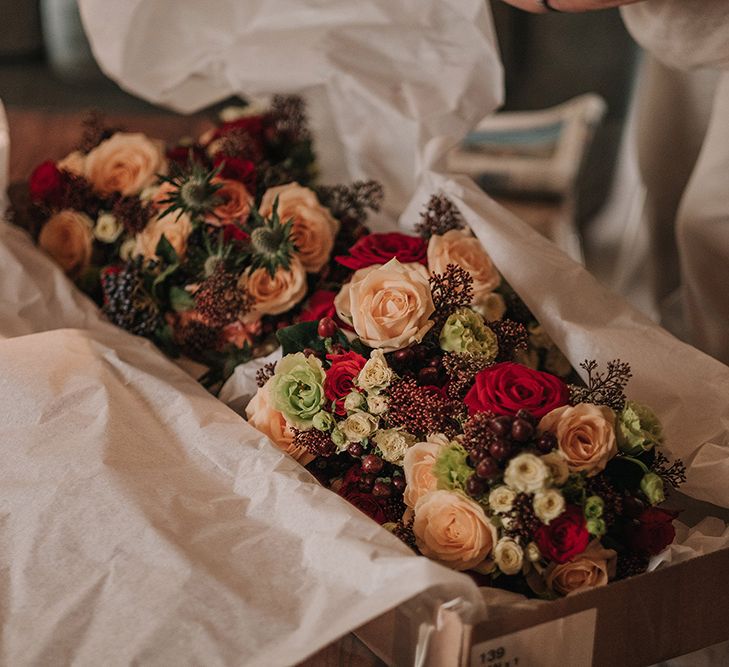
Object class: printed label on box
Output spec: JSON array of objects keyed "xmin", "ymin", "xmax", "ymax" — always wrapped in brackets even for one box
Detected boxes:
[{"xmin": 470, "ymin": 608, "xmax": 597, "ymax": 667}]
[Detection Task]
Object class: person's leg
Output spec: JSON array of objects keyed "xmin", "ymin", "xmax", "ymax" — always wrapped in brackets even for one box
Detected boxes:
[
  {"xmin": 676, "ymin": 72, "xmax": 729, "ymax": 364},
  {"xmin": 633, "ymin": 55, "xmax": 718, "ymax": 310}
]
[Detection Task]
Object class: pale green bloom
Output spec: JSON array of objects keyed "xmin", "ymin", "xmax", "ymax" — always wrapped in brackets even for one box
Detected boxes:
[
  {"xmin": 344, "ymin": 391, "xmax": 365, "ymax": 412},
  {"xmin": 617, "ymin": 401, "xmax": 663, "ymax": 455},
  {"xmin": 641, "ymin": 472, "xmax": 666, "ymax": 505},
  {"xmin": 331, "ymin": 427, "xmax": 347, "ymax": 449},
  {"xmin": 312, "ymin": 410, "xmax": 335, "ymax": 432},
  {"xmin": 439, "ymin": 307, "xmax": 498, "ymax": 360},
  {"xmin": 587, "ymin": 517, "xmax": 607, "ymax": 538},
  {"xmin": 584, "ymin": 495, "xmax": 604, "ymax": 520},
  {"xmin": 433, "ymin": 443, "xmax": 472, "ymax": 492},
  {"xmin": 269, "ymin": 353, "xmax": 326, "ymax": 429}
]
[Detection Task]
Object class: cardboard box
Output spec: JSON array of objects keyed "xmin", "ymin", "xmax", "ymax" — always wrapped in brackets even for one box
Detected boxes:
[{"xmin": 356, "ymin": 546, "xmax": 729, "ymax": 666}]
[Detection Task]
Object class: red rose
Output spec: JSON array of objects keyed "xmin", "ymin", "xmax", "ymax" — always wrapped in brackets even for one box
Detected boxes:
[
  {"xmin": 340, "ymin": 489, "xmax": 387, "ymax": 524},
  {"xmin": 299, "ymin": 290, "xmax": 338, "ymax": 323},
  {"xmin": 223, "ymin": 224, "xmax": 250, "ymax": 244},
  {"xmin": 535, "ymin": 505, "xmax": 591, "ymax": 564},
  {"xmin": 464, "ymin": 362, "xmax": 569, "ymax": 419},
  {"xmin": 627, "ymin": 507, "xmax": 678, "ymax": 556},
  {"xmin": 325, "ymin": 351, "xmax": 367, "ymax": 415},
  {"xmin": 166, "ymin": 144, "xmax": 208, "ymax": 167},
  {"xmin": 29, "ymin": 160, "xmax": 64, "ymax": 203},
  {"xmin": 335, "ymin": 232, "xmax": 427, "ymax": 270},
  {"xmin": 213, "ymin": 155, "xmax": 257, "ymax": 192}
]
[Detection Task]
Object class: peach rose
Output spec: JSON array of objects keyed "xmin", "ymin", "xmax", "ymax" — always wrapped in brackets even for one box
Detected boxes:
[
  {"xmin": 240, "ymin": 257, "xmax": 307, "ymax": 321},
  {"xmin": 413, "ymin": 490, "xmax": 498, "ymax": 571},
  {"xmin": 205, "ymin": 178, "xmax": 253, "ymax": 226},
  {"xmin": 38, "ymin": 209, "xmax": 93, "ymax": 276},
  {"xmin": 246, "ymin": 381, "xmax": 314, "ymax": 465},
  {"xmin": 335, "ymin": 258, "xmax": 435, "ymax": 351},
  {"xmin": 134, "ymin": 211, "xmax": 193, "ymax": 261},
  {"xmin": 539, "ymin": 403, "xmax": 618, "ymax": 477},
  {"xmin": 84, "ymin": 132, "xmax": 166, "ymax": 196},
  {"xmin": 259, "ymin": 183, "xmax": 339, "ymax": 273},
  {"xmin": 427, "ymin": 230, "xmax": 501, "ymax": 305},
  {"xmin": 403, "ymin": 440, "xmax": 444, "ymax": 509},
  {"xmin": 57, "ymin": 150, "xmax": 85, "ymax": 175},
  {"xmin": 546, "ymin": 541, "xmax": 616, "ymax": 596}
]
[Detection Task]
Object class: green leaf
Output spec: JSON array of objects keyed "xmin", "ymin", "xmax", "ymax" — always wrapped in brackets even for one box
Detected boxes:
[
  {"xmin": 169, "ymin": 286, "xmax": 195, "ymax": 312},
  {"xmin": 155, "ymin": 234, "xmax": 178, "ymax": 265},
  {"xmin": 276, "ymin": 321, "xmax": 321, "ymax": 355}
]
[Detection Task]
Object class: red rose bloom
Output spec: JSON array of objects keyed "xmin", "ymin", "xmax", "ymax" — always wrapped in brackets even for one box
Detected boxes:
[
  {"xmin": 299, "ymin": 290, "xmax": 338, "ymax": 323},
  {"xmin": 335, "ymin": 232, "xmax": 427, "ymax": 270},
  {"xmin": 29, "ymin": 160, "xmax": 64, "ymax": 204},
  {"xmin": 222, "ymin": 224, "xmax": 250, "ymax": 244},
  {"xmin": 213, "ymin": 155, "xmax": 257, "ymax": 192},
  {"xmin": 535, "ymin": 505, "xmax": 591, "ymax": 564},
  {"xmin": 166, "ymin": 144, "xmax": 208, "ymax": 167},
  {"xmin": 464, "ymin": 362, "xmax": 569, "ymax": 419},
  {"xmin": 627, "ymin": 507, "xmax": 678, "ymax": 556},
  {"xmin": 325, "ymin": 351, "xmax": 367, "ymax": 415},
  {"xmin": 337, "ymin": 466, "xmax": 387, "ymax": 523}
]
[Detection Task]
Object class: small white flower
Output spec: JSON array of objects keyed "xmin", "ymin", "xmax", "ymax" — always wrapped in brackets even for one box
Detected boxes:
[
  {"xmin": 366, "ymin": 393, "xmax": 389, "ymax": 415},
  {"xmin": 494, "ymin": 537, "xmax": 524, "ymax": 575},
  {"xmin": 488, "ymin": 486, "xmax": 516, "ymax": 514},
  {"xmin": 93, "ymin": 213, "xmax": 123, "ymax": 243},
  {"xmin": 526, "ymin": 542, "xmax": 541, "ymax": 563},
  {"xmin": 373, "ymin": 428, "xmax": 416, "ymax": 466},
  {"xmin": 541, "ymin": 451, "xmax": 570, "ymax": 485},
  {"xmin": 339, "ymin": 410, "xmax": 378, "ymax": 443},
  {"xmin": 356, "ymin": 349, "xmax": 394, "ymax": 393},
  {"xmin": 119, "ymin": 237, "xmax": 138, "ymax": 261},
  {"xmin": 504, "ymin": 453, "xmax": 550, "ymax": 494},
  {"xmin": 344, "ymin": 391, "xmax": 365, "ymax": 412},
  {"xmin": 533, "ymin": 488, "xmax": 566, "ymax": 524}
]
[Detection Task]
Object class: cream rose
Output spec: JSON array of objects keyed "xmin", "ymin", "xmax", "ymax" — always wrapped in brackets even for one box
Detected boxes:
[
  {"xmin": 356, "ymin": 349, "xmax": 395, "ymax": 393},
  {"xmin": 366, "ymin": 394, "xmax": 389, "ymax": 415},
  {"xmin": 533, "ymin": 489, "xmax": 566, "ymax": 524},
  {"xmin": 339, "ymin": 410, "xmax": 379, "ymax": 443},
  {"xmin": 541, "ymin": 451, "xmax": 570, "ymax": 485},
  {"xmin": 58, "ymin": 150, "xmax": 85, "ymax": 175},
  {"xmin": 488, "ymin": 486, "xmax": 516, "ymax": 514},
  {"xmin": 38, "ymin": 209, "xmax": 93, "ymax": 276},
  {"xmin": 84, "ymin": 132, "xmax": 166, "ymax": 196},
  {"xmin": 403, "ymin": 440, "xmax": 444, "ymax": 508},
  {"xmin": 372, "ymin": 428, "xmax": 416, "ymax": 466},
  {"xmin": 494, "ymin": 537, "xmax": 524, "ymax": 575},
  {"xmin": 503, "ymin": 453, "xmax": 550, "ymax": 494},
  {"xmin": 205, "ymin": 178, "xmax": 253, "ymax": 226},
  {"xmin": 259, "ymin": 183, "xmax": 339, "ymax": 273},
  {"xmin": 93, "ymin": 212, "xmax": 123, "ymax": 243},
  {"xmin": 335, "ymin": 259, "xmax": 435, "ymax": 352},
  {"xmin": 427, "ymin": 230, "xmax": 501, "ymax": 305},
  {"xmin": 246, "ymin": 381, "xmax": 314, "ymax": 465},
  {"xmin": 240, "ymin": 257, "xmax": 307, "ymax": 321},
  {"xmin": 413, "ymin": 490, "xmax": 498, "ymax": 571},
  {"xmin": 134, "ymin": 211, "xmax": 193, "ymax": 261},
  {"xmin": 539, "ymin": 404, "xmax": 618, "ymax": 477},
  {"xmin": 546, "ymin": 541, "xmax": 617, "ymax": 596}
]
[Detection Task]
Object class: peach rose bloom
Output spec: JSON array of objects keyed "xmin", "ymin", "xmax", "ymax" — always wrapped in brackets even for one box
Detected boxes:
[
  {"xmin": 403, "ymin": 441, "xmax": 444, "ymax": 509},
  {"xmin": 546, "ymin": 541, "xmax": 617, "ymax": 596},
  {"xmin": 259, "ymin": 183, "xmax": 339, "ymax": 273},
  {"xmin": 246, "ymin": 381, "xmax": 314, "ymax": 465},
  {"xmin": 539, "ymin": 403, "xmax": 618, "ymax": 477},
  {"xmin": 38, "ymin": 209, "xmax": 93, "ymax": 276},
  {"xmin": 335, "ymin": 258, "xmax": 435, "ymax": 352},
  {"xmin": 221, "ymin": 320, "xmax": 257, "ymax": 349},
  {"xmin": 57, "ymin": 150, "xmax": 85, "ymax": 176},
  {"xmin": 84, "ymin": 132, "xmax": 166, "ymax": 196},
  {"xmin": 239, "ymin": 257, "xmax": 307, "ymax": 321},
  {"xmin": 134, "ymin": 211, "xmax": 193, "ymax": 261},
  {"xmin": 413, "ymin": 490, "xmax": 498, "ymax": 571},
  {"xmin": 205, "ymin": 178, "xmax": 253, "ymax": 226},
  {"xmin": 427, "ymin": 230, "xmax": 501, "ymax": 305}
]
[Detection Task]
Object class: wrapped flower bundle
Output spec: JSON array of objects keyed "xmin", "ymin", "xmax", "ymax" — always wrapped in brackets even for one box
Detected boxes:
[
  {"xmin": 13, "ymin": 98, "xmax": 383, "ymax": 385},
  {"xmin": 248, "ymin": 194, "xmax": 686, "ymax": 598}
]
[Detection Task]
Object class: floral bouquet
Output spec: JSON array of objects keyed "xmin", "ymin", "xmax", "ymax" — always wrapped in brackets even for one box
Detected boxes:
[
  {"xmin": 12, "ymin": 97, "xmax": 382, "ymax": 385},
  {"xmin": 246, "ymin": 195, "xmax": 686, "ymax": 598}
]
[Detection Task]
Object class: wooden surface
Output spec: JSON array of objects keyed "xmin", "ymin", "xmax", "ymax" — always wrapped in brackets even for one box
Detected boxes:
[{"xmin": 6, "ymin": 106, "xmax": 386, "ymax": 667}]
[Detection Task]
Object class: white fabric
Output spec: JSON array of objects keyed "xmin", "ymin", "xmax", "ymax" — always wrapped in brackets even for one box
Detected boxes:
[
  {"xmin": 77, "ymin": 0, "xmax": 503, "ymax": 217},
  {"xmin": 622, "ymin": 0, "xmax": 729, "ymax": 72}
]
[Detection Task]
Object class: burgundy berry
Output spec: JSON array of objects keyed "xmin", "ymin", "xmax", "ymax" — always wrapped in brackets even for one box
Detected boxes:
[
  {"xmin": 511, "ymin": 418, "xmax": 534, "ymax": 443},
  {"xmin": 476, "ymin": 456, "xmax": 499, "ymax": 479},
  {"xmin": 489, "ymin": 438, "xmax": 511, "ymax": 461},
  {"xmin": 536, "ymin": 433, "xmax": 557, "ymax": 454},
  {"xmin": 347, "ymin": 442, "xmax": 364, "ymax": 458},
  {"xmin": 418, "ymin": 366, "xmax": 439, "ymax": 386},
  {"xmin": 361, "ymin": 454, "xmax": 384, "ymax": 474},
  {"xmin": 317, "ymin": 317, "xmax": 338, "ymax": 338},
  {"xmin": 393, "ymin": 347, "xmax": 414, "ymax": 365},
  {"xmin": 392, "ymin": 476, "xmax": 406, "ymax": 493},
  {"xmin": 372, "ymin": 481, "xmax": 392, "ymax": 498},
  {"xmin": 466, "ymin": 474, "xmax": 486, "ymax": 498},
  {"xmin": 490, "ymin": 416, "xmax": 512, "ymax": 436}
]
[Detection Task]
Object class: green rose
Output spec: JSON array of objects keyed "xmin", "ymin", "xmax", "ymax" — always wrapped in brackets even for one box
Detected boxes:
[
  {"xmin": 617, "ymin": 401, "xmax": 663, "ymax": 455},
  {"xmin": 641, "ymin": 472, "xmax": 666, "ymax": 505},
  {"xmin": 439, "ymin": 308, "xmax": 498, "ymax": 360},
  {"xmin": 586, "ymin": 517, "xmax": 607, "ymax": 538},
  {"xmin": 269, "ymin": 352, "xmax": 326, "ymax": 429},
  {"xmin": 433, "ymin": 443, "xmax": 472, "ymax": 492},
  {"xmin": 312, "ymin": 410, "xmax": 335, "ymax": 432},
  {"xmin": 584, "ymin": 495, "xmax": 604, "ymax": 520}
]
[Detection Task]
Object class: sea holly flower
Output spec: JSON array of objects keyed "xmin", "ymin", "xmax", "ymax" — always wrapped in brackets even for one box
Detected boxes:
[
  {"xmin": 439, "ymin": 307, "xmax": 498, "ymax": 360},
  {"xmin": 269, "ymin": 352, "xmax": 327, "ymax": 429},
  {"xmin": 617, "ymin": 401, "xmax": 664, "ymax": 455}
]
